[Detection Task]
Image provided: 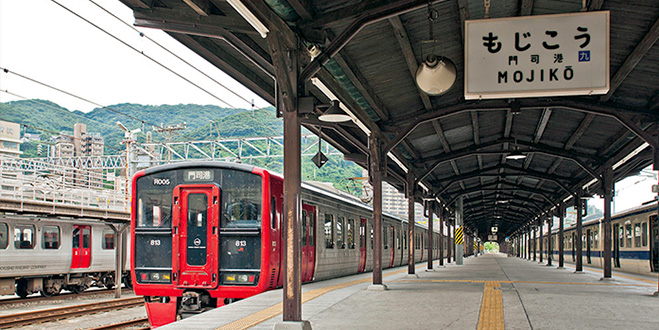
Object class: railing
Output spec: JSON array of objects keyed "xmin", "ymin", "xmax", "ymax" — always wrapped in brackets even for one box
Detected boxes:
[{"xmin": 0, "ymin": 156, "xmax": 129, "ymax": 220}]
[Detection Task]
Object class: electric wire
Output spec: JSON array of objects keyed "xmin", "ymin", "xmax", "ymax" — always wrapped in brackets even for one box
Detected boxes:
[
  {"xmin": 50, "ymin": 0, "xmax": 238, "ymax": 109},
  {"xmin": 87, "ymin": 0, "xmax": 275, "ymax": 119},
  {"xmin": 1, "ymin": 89, "xmax": 120, "ymax": 132},
  {"xmin": 0, "ymin": 68, "xmax": 195, "ymax": 142}
]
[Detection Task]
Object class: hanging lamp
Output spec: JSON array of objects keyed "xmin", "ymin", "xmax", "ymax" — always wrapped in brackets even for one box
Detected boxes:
[{"xmin": 415, "ymin": 1, "xmax": 456, "ymax": 96}]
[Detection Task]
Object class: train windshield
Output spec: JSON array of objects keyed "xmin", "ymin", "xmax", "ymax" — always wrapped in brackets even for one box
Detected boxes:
[{"xmin": 220, "ymin": 171, "xmax": 262, "ymax": 229}]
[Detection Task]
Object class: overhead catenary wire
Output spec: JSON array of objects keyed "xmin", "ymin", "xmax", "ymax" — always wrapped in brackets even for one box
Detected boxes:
[
  {"xmin": 86, "ymin": 0, "xmax": 275, "ymax": 120},
  {"xmin": 0, "ymin": 68, "xmax": 196, "ymax": 142}
]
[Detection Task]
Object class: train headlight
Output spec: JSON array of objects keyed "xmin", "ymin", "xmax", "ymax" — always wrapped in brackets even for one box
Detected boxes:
[
  {"xmin": 138, "ymin": 271, "xmax": 172, "ymax": 284},
  {"xmin": 222, "ymin": 273, "xmax": 257, "ymax": 285}
]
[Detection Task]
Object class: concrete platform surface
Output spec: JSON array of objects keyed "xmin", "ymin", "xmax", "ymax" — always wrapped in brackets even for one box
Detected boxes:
[{"xmin": 161, "ymin": 254, "xmax": 659, "ymax": 330}]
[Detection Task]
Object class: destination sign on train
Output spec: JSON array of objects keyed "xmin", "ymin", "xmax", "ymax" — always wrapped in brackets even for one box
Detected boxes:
[
  {"xmin": 184, "ymin": 169, "xmax": 213, "ymax": 181},
  {"xmin": 464, "ymin": 11, "xmax": 609, "ymax": 99}
]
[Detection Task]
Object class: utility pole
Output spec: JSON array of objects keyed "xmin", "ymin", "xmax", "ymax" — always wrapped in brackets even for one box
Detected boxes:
[{"xmin": 153, "ymin": 123, "xmax": 186, "ymax": 162}]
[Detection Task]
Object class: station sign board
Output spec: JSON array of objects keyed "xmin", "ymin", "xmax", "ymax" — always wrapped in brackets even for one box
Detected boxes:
[
  {"xmin": 465, "ymin": 11, "xmax": 609, "ymax": 99},
  {"xmin": 488, "ymin": 234, "xmax": 498, "ymax": 241}
]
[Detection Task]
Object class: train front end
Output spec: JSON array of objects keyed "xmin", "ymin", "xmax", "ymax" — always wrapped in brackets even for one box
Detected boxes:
[{"xmin": 130, "ymin": 162, "xmax": 274, "ymax": 327}]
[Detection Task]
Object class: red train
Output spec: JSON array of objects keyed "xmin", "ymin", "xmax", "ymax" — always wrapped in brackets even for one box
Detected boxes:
[{"xmin": 131, "ymin": 162, "xmax": 445, "ymax": 327}]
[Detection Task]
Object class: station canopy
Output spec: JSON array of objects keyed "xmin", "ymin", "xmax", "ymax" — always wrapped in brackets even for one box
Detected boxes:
[{"xmin": 120, "ymin": 0, "xmax": 658, "ymax": 238}]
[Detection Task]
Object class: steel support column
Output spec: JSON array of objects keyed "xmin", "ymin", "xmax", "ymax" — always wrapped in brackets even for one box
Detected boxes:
[
  {"xmin": 559, "ymin": 203, "xmax": 565, "ymax": 268},
  {"xmin": 539, "ymin": 219, "xmax": 544, "ymax": 263},
  {"xmin": 447, "ymin": 220, "xmax": 452, "ymax": 264},
  {"xmin": 532, "ymin": 225, "xmax": 537, "ymax": 261},
  {"xmin": 109, "ymin": 224, "xmax": 127, "ymax": 299},
  {"xmin": 439, "ymin": 208, "xmax": 444, "ymax": 266},
  {"xmin": 603, "ymin": 167, "xmax": 614, "ymax": 278},
  {"xmin": 547, "ymin": 217, "xmax": 553, "ymax": 266},
  {"xmin": 456, "ymin": 196, "xmax": 464, "ymax": 265},
  {"xmin": 576, "ymin": 191, "xmax": 584, "ymax": 272},
  {"xmin": 369, "ymin": 135, "xmax": 384, "ymax": 286},
  {"xmin": 407, "ymin": 173, "xmax": 416, "ymax": 274},
  {"xmin": 427, "ymin": 201, "xmax": 433, "ymax": 270}
]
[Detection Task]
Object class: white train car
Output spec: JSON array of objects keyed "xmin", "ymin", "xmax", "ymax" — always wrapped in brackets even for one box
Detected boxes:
[{"xmin": 0, "ymin": 215, "xmax": 130, "ymax": 297}]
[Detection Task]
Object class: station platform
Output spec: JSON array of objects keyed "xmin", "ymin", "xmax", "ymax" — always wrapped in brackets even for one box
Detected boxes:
[{"xmin": 161, "ymin": 254, "xmax": 659, "ymax": 330}]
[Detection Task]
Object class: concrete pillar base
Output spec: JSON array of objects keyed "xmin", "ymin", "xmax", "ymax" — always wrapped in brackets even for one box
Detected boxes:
[
  {"xmin": 546, "ymin": 264, "xmax": 553, "ymax": 267},
  {"xmin": 538, "ymin": 261, "xmax": 544, "ymax": 264},
  {"xmin": 556, "ymin": 266, "xmax": 565, "ymax": 269},
  {"xmin": 405, "ymin": 274, "xmax": 419, "ymax": 279},
  {"xmin": 652, "ymin": 291, "xmax": 659, "ymax": 297},
  {"xmin": 367, "ymin": 284, "xmax": 389, "ymax": 291},
  {"xmin": 273, "ymin": 321, "xmax": 312, "ymax": 330},
  {"xmin": 425, "ymin": 268, "xmax": 436, "ymax": 272},
  {"xmin": 599, "ymin": 277, "xmax": 615, "ymax": 282},
  {"xmin": 574, "ymin": 271, "xmax": 586, "ymax": 274}
]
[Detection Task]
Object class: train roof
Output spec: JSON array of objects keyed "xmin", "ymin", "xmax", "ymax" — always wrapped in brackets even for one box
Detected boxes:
[
  {"xmin": 138, "ymin": 161, "xmax": 437, "ymax": 233},
  {"xmin": 556, "ymin": 199, "xmax": 657, "ymax": 233}
]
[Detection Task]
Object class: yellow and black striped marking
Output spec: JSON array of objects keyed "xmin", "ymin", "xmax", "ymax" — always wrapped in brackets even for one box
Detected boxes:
[{"xmin": 455, "ymin": 226, "xmax": 464, "ymax": 244}]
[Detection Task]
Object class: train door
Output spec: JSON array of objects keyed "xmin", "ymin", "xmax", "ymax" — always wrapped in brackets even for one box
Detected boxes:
[
  {"xmin": 71, "ymin": 225, "xmax": 91, "ymax": 269},
  {"xmin": 651, "ymin": 215, "xmax": 659, "ymax": 272},
  {"xmin": 586, "ymin": 229, "xmax": 592, "ymax": 264},
  {"xmin": 389, "ymin": 226, "xmax": 395, "ymax": 268},
  {"xmin": 301, "ymin": 204, "xmax": 316, "ymax": 282},
  {"xmin": 358, "ymin": 218, "xmax": 367, "ymax": 273},
  {"xmin": 571, "ymin": 233, "xmax": 575, "ymax": 261},
  {"xmin": 613, "ymin": 224, "xmax": 620, "ymax": 267},
  {"xmin": 173, "ymin": 185, "xmax": 219, "ymax": 288}
]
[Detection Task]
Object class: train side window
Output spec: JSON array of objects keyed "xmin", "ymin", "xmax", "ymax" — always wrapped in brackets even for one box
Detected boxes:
[
  {"xmin": 625, "ymin": 224, "xmax": 632, "ymax": 247},
  {"xmin": 271, "ymin": 197, "xmax": 277, "ymax": 229},
  {"xmin": 634, "ymin": 223, "xmax": 641, "ymax": 247},
  {"xmin": 324, "ymin": 214, "xmax": 334, "ymax": 249},
  {"xmin": 337, "ymin": 217, "xmax": 345, "ymax": 249},
  {"xmin": 383, "ymin": 226, "xmax": 388, "ymax": 249},
  {"xmin": 347, "ymin": 219, "xmax": 355, "ymax": 249},
  {"xmin": 103, "ymin": 230, "xmax": 115, "ymax": 250},
  {"xmin": 82, "ymin": 227, "xmax": 91, "ymax": 249},
  {"xmin": 0, "ymin": 222, "xmax": 7, "ymax": 249},
  {"xmin": 302, "ymin": 210, "xmax": 308, "ymax": 247},
  {"xmin": 593, "ymin": 230, "xmax": 598, "ymax": 248},
  {"xmin": 14, "ymin": 225, "xmax": 35, "ymax": 249},
  {"xmin": 403, "ymin": 225, "xmax": 407, "ymax": 249},
  {"xmin": 309, "ymin": 212, "xmax": 315, "ymax": 247},
  {"xmin": 619, "ymin": 226, "xmax": 624, "ymax": 247},
  {"xmin": 642, "ymin": 222, "xmax": 648, "ymax": 247},
  {"xmin": 42, "ymin": 226, "xmax": 60, "ymax": 249}
]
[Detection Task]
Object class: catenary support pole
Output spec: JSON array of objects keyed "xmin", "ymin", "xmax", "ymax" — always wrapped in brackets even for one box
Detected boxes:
[
  {"xmin": 603, "ymin": 167, "xmax": 613, "ymax": 279},
  {"xmin": 576, "ymin": 190, "xmax": 584, "ymax": 272}
]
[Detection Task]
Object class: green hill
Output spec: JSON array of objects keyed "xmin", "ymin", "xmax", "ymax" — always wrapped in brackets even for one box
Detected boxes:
[{"xmin": 0, "ymin": 100, "xmax": 363, "ymax": 193}]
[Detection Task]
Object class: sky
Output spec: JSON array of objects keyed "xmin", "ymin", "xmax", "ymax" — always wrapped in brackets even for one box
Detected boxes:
[
  {"xmin": 0, "ymin": 0, "xmax": 271, "ymax": 113},
  {"xmin": 0, "ymin": 0, "xmax": 656, "ymax": 215}
]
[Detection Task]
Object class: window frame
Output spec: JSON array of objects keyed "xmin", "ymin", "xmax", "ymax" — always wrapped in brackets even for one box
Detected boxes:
[
  {"xmin": 41, "ymin": 225, "xmax": 61, "ymax": 250},
  {"xmin": 0, "ymin": 222, "xmax": 8, "ymax": 249},
  {"xmin": 634, "ymin": 223, "xmax": 641, "ymax": 247},
  {"xmin": 324, "ymin": 213, "xmax": 334, "ymax": 249},
  {"xmin": 347, "ymin": 219, "xmax": 355, "ymax": 249},
  {"xmin": 336, "ymin": 216, "xmax": 345, "ymax": 249},
  {"xmin": 14, "ymin": 224, "xmax": 36, "ymax": 250},
  {"xmin": 102, "ymin": 229, "xmax": 115, "ymax": 250}
]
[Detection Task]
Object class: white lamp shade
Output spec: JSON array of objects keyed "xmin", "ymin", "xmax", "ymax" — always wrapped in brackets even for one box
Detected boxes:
[{"xmin": 415, "ymin": 56, "xmax": 456, "ymax": 96}]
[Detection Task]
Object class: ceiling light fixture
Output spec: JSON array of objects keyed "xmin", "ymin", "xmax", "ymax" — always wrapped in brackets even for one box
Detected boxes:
[
  {"xmin": 226, "ymin": 0, "xmax": 269, "ymax": 38},
  {"xmin": 318, "ymin": 100, "xmax": 351, "ymax": 122},
  {"xmin": 506, "ymin": 137, "xmax": 527, "ymax": 160},
  {"xmin": 415, "ymin": 1, "xmax": 456, "ymax": 95}
]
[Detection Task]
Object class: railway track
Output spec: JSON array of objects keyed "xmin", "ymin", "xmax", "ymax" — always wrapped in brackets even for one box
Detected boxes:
[
  {"xmin": 0, "ymin": 288, "xmax": 132, "ymax": 307},
  {"xmin": 0, "ymin": 296, "xmax": 143, "ymax": 328},
  {"xmin": 88, "ymin": 317, "xmax": 149, "ymax": 330}
]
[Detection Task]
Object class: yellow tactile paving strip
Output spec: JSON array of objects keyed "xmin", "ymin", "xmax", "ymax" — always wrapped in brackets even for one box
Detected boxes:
[
  {"xmin": 217, "ymin": 267, "xmax": 411, "ymax": 330},
  {"xmin": 477, "ymin": 281, "xmax": 504, "ymax": 330}
]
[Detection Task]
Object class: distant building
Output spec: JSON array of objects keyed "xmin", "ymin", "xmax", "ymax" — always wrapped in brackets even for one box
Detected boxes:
[
  {"xmin": 362, "ymin": 170, "xmax": 424, "ymax": 222},
  {"xmin": 53, "ymin": 123, "xmax": 105, "ymax": 188},
  {"xmin": 0, "ymin": 120, "xmax": 23, "ymax": 157},
  {"xmin": 22, "ymin": 133, "xmax": 41, "ymax": 142}
]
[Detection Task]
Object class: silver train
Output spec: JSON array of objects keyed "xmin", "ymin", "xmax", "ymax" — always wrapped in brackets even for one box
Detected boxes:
[
  {"xmin": 530, "ymin": 201, "xmax": 659, "ymax": 276},
  {"xmin": 0, "ymin": 215, "xmax": 130, "ymax": 297}
]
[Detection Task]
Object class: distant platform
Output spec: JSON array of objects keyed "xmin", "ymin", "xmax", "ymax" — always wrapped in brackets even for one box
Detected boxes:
[{"xmin": 160, "ymin": 254, "xmax": 659, "ymax": 330}]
